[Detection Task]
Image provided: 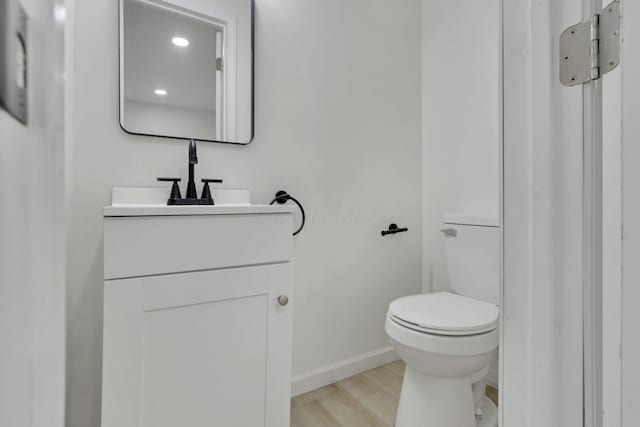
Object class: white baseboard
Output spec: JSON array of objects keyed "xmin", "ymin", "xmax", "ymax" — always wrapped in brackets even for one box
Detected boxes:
[{"xmin": 291, "ymin": 346, "xmax": 399, "ymax": 397}]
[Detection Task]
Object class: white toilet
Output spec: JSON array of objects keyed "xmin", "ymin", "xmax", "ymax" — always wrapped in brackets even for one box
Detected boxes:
[{"xmin": 386, "ymin": 214, "xmax": 500, "ymax": 427}]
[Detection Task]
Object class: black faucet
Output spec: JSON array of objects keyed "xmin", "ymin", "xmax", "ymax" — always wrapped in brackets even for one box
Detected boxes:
[
  {"xmin": 186, "ymin": 140, "xmax": 198, "ymax": 199},
  {"xmin": 157, "ymin": 140, "xmax": 223, "ymax": 205}
]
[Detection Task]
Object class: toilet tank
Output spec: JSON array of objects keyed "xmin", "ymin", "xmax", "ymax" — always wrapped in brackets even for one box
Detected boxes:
[{"xmin": 443, "ymin": 213, "xmax": 500, "ymax": 306}]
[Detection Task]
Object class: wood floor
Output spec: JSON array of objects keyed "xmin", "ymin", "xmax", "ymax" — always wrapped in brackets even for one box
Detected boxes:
[{"xmin": 291, "ymin": 361, "xmax": 499, "ymax": 427}]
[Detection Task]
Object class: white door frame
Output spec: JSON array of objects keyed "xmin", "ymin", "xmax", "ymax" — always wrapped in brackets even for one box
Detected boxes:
[
  {"xmin": 215, "ymin": 30, "xmax": 224, "ymax": 140},
  {"xmin": 502, "ymin": 0, "xmax": 591, "ymax": 425},
  {"xmin": 502, "ymin": 1, "xmax": 561, "ymax": 424}
]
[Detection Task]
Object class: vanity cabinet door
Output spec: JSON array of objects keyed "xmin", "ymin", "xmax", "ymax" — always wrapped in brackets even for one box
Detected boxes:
[{"xmin": 101, "ymin": 263, "xmax": 292, "ymax": 427}]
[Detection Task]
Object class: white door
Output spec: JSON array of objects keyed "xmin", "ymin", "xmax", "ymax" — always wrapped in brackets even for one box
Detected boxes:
[
  {"xmin": 600, "ymin": 1, "xmax": 623, "ymax": 426},
  {"xmin": 619, "ymin": 1, "xmax": 640, "ymax": 426},
  {"xmin": 101, "ymin": 263, "xmax": 293, "ymax": 427}
]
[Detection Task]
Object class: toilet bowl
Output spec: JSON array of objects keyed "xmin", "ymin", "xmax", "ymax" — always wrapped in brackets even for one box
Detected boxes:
[
  {"xmin": 385, "ymin": 214, "xmax": 500, "ymax": 427},
  {"xmin": 386, "ymin": 292, "xmax": 499, "ymax": 427}
]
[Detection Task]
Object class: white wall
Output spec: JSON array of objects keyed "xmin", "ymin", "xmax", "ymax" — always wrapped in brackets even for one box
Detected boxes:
[
  {"xmin": 0, "ymin": 1, "xmax": 66, "ymax": 427},
  {"xmin": 123, "ymin": 100, "xmax": 216, "ymax": 140},
  {"xmin": 66, "ymin": 0, "xmax": 423, "ymax": 425},
  {"xmin": 421, "ymin": 0, "xmax": 500, "ymax": 293},
  {"xmin": 0, "ymin": 85, "xmax": 35, "ymax": 427}
]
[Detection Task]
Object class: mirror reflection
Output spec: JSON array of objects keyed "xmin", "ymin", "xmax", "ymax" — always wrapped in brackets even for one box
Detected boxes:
[{"xmin": 120, "ymin": 0, "xmax": 253, "ymax": 144}]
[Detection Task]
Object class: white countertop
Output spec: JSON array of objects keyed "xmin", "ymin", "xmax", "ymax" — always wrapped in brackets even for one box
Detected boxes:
[
  {"xmin": 103, "ymin": 204, "xmax": 294, "ymax": 217},
  {"xmin": 103, "ymin": 187, "xmax": 294, "ymax": 217}
]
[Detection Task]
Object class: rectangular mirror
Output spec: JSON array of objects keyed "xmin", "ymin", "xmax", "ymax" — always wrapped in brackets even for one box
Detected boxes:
[{"xmin": 119, "ymin": 0, "xmax": 253, "ymax": 145}]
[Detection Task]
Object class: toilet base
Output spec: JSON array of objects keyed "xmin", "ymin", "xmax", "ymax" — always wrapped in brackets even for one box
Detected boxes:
[
  {"xmin": 396, "ymin": 367, "xmax": 477, "ymax": 427},
  {"xmin": 476, "ymin": 396, "xmax": 498, "ymax": 427},
  {"xmin": 395, "ymin": 367, "xmax": 498, "ymax": 427}
]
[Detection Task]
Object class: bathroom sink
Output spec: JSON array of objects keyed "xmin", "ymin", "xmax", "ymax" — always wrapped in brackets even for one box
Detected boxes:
[{"xmin": 103, "ymin": 187, "xmax": 293, "ymax": 217}]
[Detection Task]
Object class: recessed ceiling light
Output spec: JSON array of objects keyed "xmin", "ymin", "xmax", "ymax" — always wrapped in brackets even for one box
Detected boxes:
[
  {"xmin": 53, "ymin": 5, "xmax": 67, "ymax": 24},
  {"xmin": 172, "ymin": 37, "xmax": 190, "ymax": 47},
  {"xmin": 154, "ymin": 89, "xmax": 167, "ymax": 96}
]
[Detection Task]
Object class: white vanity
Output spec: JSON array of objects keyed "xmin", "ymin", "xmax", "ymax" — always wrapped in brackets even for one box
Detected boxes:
[{"xmin": 101, "ymin": 189, "xmax": 293, "ymax": 427}]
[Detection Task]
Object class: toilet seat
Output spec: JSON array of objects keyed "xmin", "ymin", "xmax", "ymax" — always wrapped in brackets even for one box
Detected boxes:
[
  {"xmin": 385, "ymin": 315, "xmax": 499, "ymax": 357},
  {"xmin": 388, "ymin": 292, "xmax": 499, "ymax": 336}
]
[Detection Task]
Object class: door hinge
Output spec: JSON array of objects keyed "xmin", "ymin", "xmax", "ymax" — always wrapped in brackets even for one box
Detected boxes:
[
  {"xmin": 216, "ymin": 57, "xmax": 224, "ymax": 72},
  {"xmin": 559, "ymin": 0, "xmax": 620, "ymax": 87}
]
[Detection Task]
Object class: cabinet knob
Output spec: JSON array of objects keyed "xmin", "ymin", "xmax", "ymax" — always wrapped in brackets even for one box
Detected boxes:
[{"xmin": 277, "ymin": 295, "xmax": 289, "ymax": 306}]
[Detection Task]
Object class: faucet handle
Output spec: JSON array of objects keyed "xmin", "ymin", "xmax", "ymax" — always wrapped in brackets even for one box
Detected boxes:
[
  {"xmin": 200, "ymin": 179, "xmax": 223, "ymax": 205},
  {"xmin": 157, "ymin": 177, "xmax": 182, "ymax": 203}
]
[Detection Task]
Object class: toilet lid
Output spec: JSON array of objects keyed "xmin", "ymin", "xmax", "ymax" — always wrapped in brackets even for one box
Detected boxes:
[{"xmin": 388, "ymin": 292, "xmax": 499, "ymax": 336}]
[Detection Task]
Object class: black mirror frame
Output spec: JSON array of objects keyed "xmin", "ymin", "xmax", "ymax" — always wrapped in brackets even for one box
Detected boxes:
[{"xmin": 117, "ymin": 0, "xmax": 255, "ymax": 145}]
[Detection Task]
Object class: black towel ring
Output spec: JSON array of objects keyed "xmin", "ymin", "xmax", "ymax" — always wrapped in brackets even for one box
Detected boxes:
[{"xmin": 270, "ymin": 191, "xmax": 306, "ymax": 236}]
